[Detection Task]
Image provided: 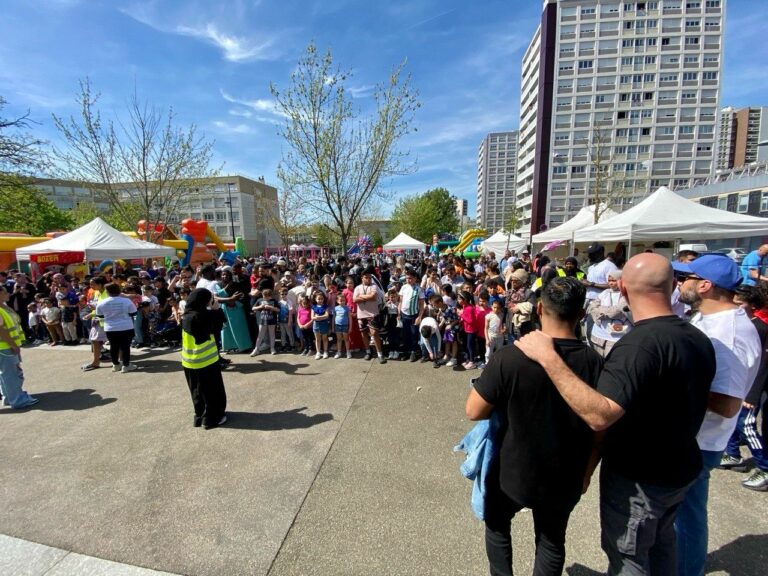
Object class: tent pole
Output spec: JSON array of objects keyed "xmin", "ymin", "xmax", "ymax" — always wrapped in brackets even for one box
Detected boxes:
[
  {"xmin": 570, "ymin": 232, "xmax": 575, "ymax": 257},
  {"xmin": 628, "ymin": 225, "xmax": 632, "ymax": 259}
]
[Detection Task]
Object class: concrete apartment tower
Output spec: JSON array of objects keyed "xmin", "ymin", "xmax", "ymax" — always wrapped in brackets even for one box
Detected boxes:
[
  {"xmin": 716, "ymin": 106, "xmax": 768, "ymax": 171},
  {"xmin": 516, "ymin": 0, "xmax": 725, "ymax": 239},
  {"xmin": 476, "ymin": 131, "xmax": 520, "ymax": 233}
]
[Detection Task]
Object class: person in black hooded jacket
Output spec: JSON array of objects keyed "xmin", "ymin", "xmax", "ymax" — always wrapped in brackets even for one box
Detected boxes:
[{"xmin": 181, "ymin": 288, "xmax": 228, "ymax": 429}]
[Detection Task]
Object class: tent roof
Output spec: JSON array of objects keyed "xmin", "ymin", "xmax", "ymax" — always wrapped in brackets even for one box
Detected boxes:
[
  {"xmin": 383, "ymin": 232, "xmax": 426, "ymax": 251},
  {"xmin": 574, "ymin": 187, "xmax": 768, "ymax": 242},
  {"xmin": 482, "ymin": 230, "xmax": 526, "ymax": 254},
  {"xmin": 532, "ymin": 205, "xmax": 618, "ymax": 244},
  {"xmin": 16, "ymin": 217, "xmax": 176, "ymax": 261}
]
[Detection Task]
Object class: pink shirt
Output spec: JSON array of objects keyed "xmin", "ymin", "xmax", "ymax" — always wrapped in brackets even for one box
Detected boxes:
[
  {"xmin": 459, "ymin": 304, "xmax": 476, "ymax": 334},
  {"xmin": 474, "ymin": 305, "xmax": 490, "ymax": 336},
  {"xmin": 297, "ymin": 307, "xmax": 312, "ymax": 327}
]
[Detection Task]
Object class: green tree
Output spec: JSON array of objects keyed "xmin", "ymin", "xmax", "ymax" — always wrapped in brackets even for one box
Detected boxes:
[
  {"xmin": 0, "ymin": 176, "xmax": 73, "ymax": 234},
  {"xmin": 391, "ymin": 187, "xmax": 459, "ymax": 243},
  {"xmin": 271, "ymin": 42, "xmax": 419, "ymax": 252},
  {"xmin": 70, "ymin": 200, "xmax": 143, "ymax": 230},
  {"xmin": 371, "ymin": 230, "xmax": 384, "ymax": 248},
  {"xmin": 52, "ymin": 79, "xmax": 219, "ymax": 243}
]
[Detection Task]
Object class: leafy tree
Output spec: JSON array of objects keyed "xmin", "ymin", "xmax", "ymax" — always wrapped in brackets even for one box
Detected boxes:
[
  {"xmin": 0, "ymin": 176, "xmax": 72, "ymax": 235},
  {"xmin": 503, "ymin": 205, "xmax": 525, "ymax": 250},
  {"xmin": 391, "ymin": 187, "xmax": 459, "ymax": 243},
  {"xmin": 371, "ymin": 230, "xmax": 384, "ymax": 248},
  {"xmin": 271, "ymin": 42, "xmax": 419, "ymax": 251},
  {"xmin": 70, "ymin": 200, "xmax": 142, "ymax": 230},
  {"xmin": 0, "ymin": 96, "xmax": 49, "ymax": 189},
  {"xmin": 52, "ymin": 79, "xmax": 219, "ymax": 243}
]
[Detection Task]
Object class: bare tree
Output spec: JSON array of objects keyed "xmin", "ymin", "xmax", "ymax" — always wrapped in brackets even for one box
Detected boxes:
[
  {"xmin": 580, "ymin": 122, "xmax": 645, "ymax": 224},
  {"xmin": 262, "ymin": 186, "xmax": 309, "ymax": 252},
  {"xmin": 271, "ymin": 42, "xmax": 419, "ymax": 251},
  {"xmin": 503, "ymin": 205, "xmax": 524, "ymax": 251},
  {"xmin": 52, "ymin": 79, "xmax": 219, "ymax": 242},
  {"xmin": 0, "ymin": 96, "xmax": 49, "ymax": 188}
]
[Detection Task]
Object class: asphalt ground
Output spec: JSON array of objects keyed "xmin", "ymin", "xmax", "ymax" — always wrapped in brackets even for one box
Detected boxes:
[{"xmin": 1, "ymin": 343, "xmax": 766, "ymax": 575}]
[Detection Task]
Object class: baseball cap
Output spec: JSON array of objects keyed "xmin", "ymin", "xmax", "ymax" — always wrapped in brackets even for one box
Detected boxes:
[
  {"xmin": 586, "ymin": 243, "xmax": 604, "ymax": 255},
  {"xmin": 672, "ymin": 254, "xmax": 742, "ymax": 292}
]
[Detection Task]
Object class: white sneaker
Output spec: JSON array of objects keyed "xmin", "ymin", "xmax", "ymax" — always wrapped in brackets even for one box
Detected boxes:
[
  {"xmin": 121, "ymin": 364, "xmax": 137, "ymax": 373},
  {"xmin": 314, "ymin": 353, "xmax": 322, "ymax": 360},
  {"xmin": 347, "ymin": 352, "xmax": 352, "ymax": 359},
  {"xmin": 446, "ymin": 359, "xmax": 457, "ymax": 367},
  {"xmin": 112, "ymin": 364, "xmax": 121, "ymax": 373},
  {"xmin": 250, "ymin": 349, "xmax": 259, "ymax": 357},
  {"xmin": 322, "ymin": 352, "xmax": 329, "ymax": 359},
  {"xmin": 270, "ymin": 350, "xmax": 277, "ymax": 355},
  {"xmin": 334, "ymin": 352, "xmax": 341, "ymax": 359}
]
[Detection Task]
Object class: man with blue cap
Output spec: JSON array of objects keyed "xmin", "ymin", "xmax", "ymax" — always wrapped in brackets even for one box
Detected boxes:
[{"xmin": 672, "ymin": 254, "xmax": 761, "ymax": 576}]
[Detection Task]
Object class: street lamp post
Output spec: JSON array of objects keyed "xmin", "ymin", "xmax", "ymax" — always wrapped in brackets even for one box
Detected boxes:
[{"xmin": 225, "ymin": 184, "xmax": 236, "ymax": 244}]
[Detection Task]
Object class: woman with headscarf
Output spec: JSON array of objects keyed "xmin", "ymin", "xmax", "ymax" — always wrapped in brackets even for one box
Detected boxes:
[
  {"xmin": 561, "ymin": 256, "xmax": 586, "ymax": 280},
  {"xmin": 586, "ymin": 269, "xmax": 632, "ymax": 358},
  {"xmin": 216, "ymin": 268, "xmax": 252, "ymax": 353},
  {"xmin": 181, "ymin": 289, "xmax": 228, "ymax": 429}
]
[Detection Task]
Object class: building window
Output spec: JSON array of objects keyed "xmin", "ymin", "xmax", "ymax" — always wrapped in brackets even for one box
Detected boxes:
[
  {"xmin": 705, "ymin": 0, "xmax": 719, "ymax": 6},
  {"xmin": 578, "ymin": 60, "xmax": 593, "ymax": 69},
  {"xmin": 572, "ymin": 166, "xmax": 586, "ymax": 174},
  {"xmin": 581, "ymin": 7, "xmax": 596, "ymax": 15},
  {"xmin": 761, "ymin": 192, "xmax": 768, "ymax": 212},
  {"xmin": 553, "ymin": 166, "xmax": 567, "ymax": 174},
  {"xmin": 647, "ymin": 20, "xmax": 658, "ymax": 28},
  {"xmin": 680, "ymin": 126, "xmax": 695, "ymax": 134},
  {"xmin": 645, "ymin": 55, "xmax": 657, "ymax": 64},
  {"xmin": 685, "ymin": 36, "xmax": 700, "ymax": 45},
  {"xmin": 647, "ymin": 37, "xmax": 657, "ymax": 46},
  {"xmin": 203, "ymin": 212, "xmax": 214, "ymax": 221},
  {"xmin": 682, "ymin": 72, "xmax": 698, "ymax": 81},
  {"xmin": 738, "ymin": 195, "xmax": 749, "ymax": 213},
  {"xmin": 702, "ymin": 71, "xmax": 718, "ymax": 80}
]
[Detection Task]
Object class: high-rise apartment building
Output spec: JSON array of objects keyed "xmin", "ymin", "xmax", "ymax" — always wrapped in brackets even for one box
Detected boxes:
[
  {"xmin": 716, "ymin": 106, "xmax": 768, "ymax": 171},
  {"xmin": 456, "ymin": 198, "xmax": 468, "ymax": 218},
  {"xmin": 476, "ymin": 131, "xmax": 519, "ymax": 232},
  {"xmin": 516, "ymin": 0, "xmax": 725, "ymax": 239}
]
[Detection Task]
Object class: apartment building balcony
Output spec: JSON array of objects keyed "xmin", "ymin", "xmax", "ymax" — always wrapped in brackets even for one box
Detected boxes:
[
  {"xmin": 597, "ymin": 66, "xmax": 617, "ymax": 73},
  {"xmin": 560, "ymin": 32, "xmax": 577, "ymax": 40},
  {"xmin": 704, "ymin": 25, "xmax": 721, "ymax": 32},
  {"xmin": 581, "ymin": 12, "xmax": 596, "ymax": 20},
  {"xmin": 680, "ymin": 116, "xmax": 696, "ymax": 123},
  {"xmin": 561, "ymin": 14, "xmax": 578, "ymax": 22},
  {"xmin": 580, "ymin": 31, "xmax": 596, "ymax": 38},
  {"xmin": 662, "ymin": 27, "xmax": 682, "ymax": 33},
  {"xmin": 559, "ymin": 68, "xmax": 575, "ymax": 76},
  {"xmin": 577, "ymin": 84, "xmax": 593, "ymax": 92},
  {"xmin": 686, "ymin": 25, "xmax": 701, "ymax": 32},
  {"xmin": 575, "ymin": 103, "xmax": 592, "ymax": 110},
  {"xmin": 683, "ymin": 61, "xmax": 700, "ymax": 68},
  {"xmin": 599, "ymin": 29, "xmax": 619, "ymax": 37},
  {"xmin": 677, "ymin": 151, "xmax": 693, "ymax": 158},
  {"xmin": 652, "ymin": 169, "xmax": 672, "ymax": 176},
  {"xmin": 659, "ymin": 80, "xmax": 679, "ymax": 87},
  {"xmin": 556, "ymin": 104, "xmax": 573, "ymax": 112},
  {"xmin": 679, "ymin": 133, "xmax": 694, "ymax": 140},
  {"xmin": 578, "ymin": 67, "xmax": 595, "ymax": 75},
  {"xmin": 705, "ymin": 6, "xmax": 722, "ymax": 13},
  {"xmin": 598, "ymin": 48, "xmax": 618, "ymax": 55},
  {"xmin": 662, "ymin": 45, "xmax": 681, "ymax": 51},
  {"xmin": 560, "ymin": 51, "xmax": 575, "ymax": 59},
  {"xmin": 663, "ymin": 7, "xmax": 683, "ymax": 14},
  {"xmin": 702, "ymin": 79, "xmax": 718, "ymax": 86},
  {"xmin": 703, "ymin": 43, "xmax": 721, "ymax": 50},
  {"xmin": 595, "ymin": 101, "xmax": 614, "ymax": 108},
  {"xmin": 655, "ymin": 152, "xmax": 673, "ymax": 159},
  {"xmin": 682, "ymin": 79, "xmax": 698, "ymax": 86},
  {"xmin": 552, "ymin": 173, "xmax": 568, "ymax": 180},
  {"xmin": 699, "ymin": 133, "xmax": 714, "ymax": 139},
  {"xmin": 574, "ymin": 121, "xmax": 592, "ymax": 128},
  {"xmin": 656, "ymin": 134, "xmax": 675, "ymax": 141},
  {"xmin": 701, "ymin": 96, "xmax": 717, "ymax": 103},
  {"xmin": 579, "ymin": 48, "xmax": 595, "ymax": 56},
  {"xmin": 660, "ymin": 62, "xmax": 679, "ymax": 70},
  {"xmin": 572, "ymin": 154, "xmax": 588, "ymax": 162},
  {"xmin": 557, "ymin": 86, "xmax": 574, "ymax": 94},
  {"xmin": 681, "ymin": 97, "xmax": 697, "ymax": 104},
  {"xmin": 703, "ymin": 60, "xmax": 719, "ymax": 67},
  {"xmin": 601, "ymin": 11, "xmax": 620, "ymax": 19},
  {"xmin": 595, "ymin": 83, "xmax": 615, "ymax": 91},
  {"xmin": 657, "ymin": 116, "xmax": 677, "ymax": 123}
]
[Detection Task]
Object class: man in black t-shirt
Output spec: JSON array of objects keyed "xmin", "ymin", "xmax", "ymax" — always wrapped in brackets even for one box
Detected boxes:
[
  {"xmin": 516, "ymin": 253, "xmax": 716, "ymax": 576},
  {"xmin": 466, "ymin": 277, "xmax": 603, "ymax": 576}
]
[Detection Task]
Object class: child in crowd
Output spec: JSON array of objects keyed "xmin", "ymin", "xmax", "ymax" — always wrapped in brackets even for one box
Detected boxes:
[
  {"xmin": 439, "ymin": 297, "xmax": 459, "ymax": 367},
  {"xmin": 333, "ymin": 292, "xmax": 351, "ymax": 359},
  {"xmin": 473, "ymin": 291, "xmax": 491, "ymax": 367},
  {"xmin": 441, "ymin": 283, "xmax": 457, "ymax": 308},
  {"xmin": 311, "ymin": 291, "xmax": 331, "ymax": 359},
  {"xmin": 385, "ymin": 287, "xmax": 401, "ymax": 360},
  {"xmin": 457, "ymin": 290, "xmax": 477, "ymax": 370},
  {"xmin": 56, "ymin": 292, "xmax": 78, "ymax": 345},
  {"xmin": 40, "ymin": 298, "xmax": 63, "ymax": 346},
  {"xmin": 27, "ymin": 302, "xmax": 43, "ymax": 344},
  {"xmin": 251, "ymin": 288, "xmax": 279, "ymax": 356},
  {"xmin": 278, "ymin": 287, "xmax": 296, "ymax": 352},
  {"xmin": 419, "ymin": 315, "xmax": 441, "ymax": 368},
  {"xmin": 297, "ymin": 295, "xmax": 314, "ymax": 355},
  {"xmin": 484, "ymin": 299, "xmax": 506, "ymax": 365}
]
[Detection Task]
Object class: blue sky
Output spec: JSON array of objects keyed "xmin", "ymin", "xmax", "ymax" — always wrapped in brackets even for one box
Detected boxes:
[{"xmin": 1, "ymin": 0, "xmax": 766, "ymax": 218}]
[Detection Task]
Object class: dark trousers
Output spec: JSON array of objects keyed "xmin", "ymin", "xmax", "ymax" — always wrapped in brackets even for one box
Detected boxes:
[
  {"xmin": 400, "ymin": 313, "xmax": 418, "ymax": 354},
  {"xmin": 484, "ymin": 472, "xmax": 575, "ymax": 576},
  {"xmin": 301, "ymin": 328, "xmax": 314, "ymax": 352},
  {"xmin": 183, "ymin": 363, "xmax": 226, "ymax": 427},
  {"xmin": 106, "ymin": 329, "xmax": 134, "ymax": 367}
]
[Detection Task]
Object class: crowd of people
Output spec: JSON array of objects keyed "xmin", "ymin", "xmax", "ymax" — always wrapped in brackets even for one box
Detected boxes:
[{"xmin": 1, "ymin": 241, "xmax": 767, "ymax": 573}]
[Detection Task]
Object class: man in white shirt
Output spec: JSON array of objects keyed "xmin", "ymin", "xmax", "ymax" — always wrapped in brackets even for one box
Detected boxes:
[{"xmin": 673, "ymin": 254, "xmax": 761, "ymax": 576}]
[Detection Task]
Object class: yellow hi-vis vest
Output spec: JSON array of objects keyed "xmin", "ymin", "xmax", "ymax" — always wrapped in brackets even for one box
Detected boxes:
[
  {"xmin": 0, "ymin": 306, "xmax": 25, "ymax": 350},
  {"xmin": 181, "ymin": 330, "xmax": 219, "ymax": 369}
]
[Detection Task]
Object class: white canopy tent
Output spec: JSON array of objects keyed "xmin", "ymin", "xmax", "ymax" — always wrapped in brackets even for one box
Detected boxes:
[
  {"xmin": 574, "ymin": 186, "xmax": 768, "ymax": 243},
  {"xmin": 383, "ymin": 232, "xmax": 427, "ymax": 252},
  {"xmin": 532, "ymin": 205, "xmax": 618, "ymax": 244},
  {"xmin": 16, "ymin": 217, "xmax": 176, "ymax": 261},
  {"xmin": 482, "ymin": 230, "xmax": 526, "ymax": 255}
]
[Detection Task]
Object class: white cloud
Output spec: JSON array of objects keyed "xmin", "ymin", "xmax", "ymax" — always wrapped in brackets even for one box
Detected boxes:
[
  {"xmin": 228, "ymin": 108, "xmax": 253, "ymax": 118},
  {"xmin": 176, "ymin": 23, "xmax": 274, "ymax": 62},
  {"xmin": 220, "ymin": 89, "xmax": 286, "ymax": 117},
  {"xmin": 349, "ymin": 84, "xmax": 374, "ymax": 99},
  {"xmin": 212, "ymin": 120, "xmax": 254, "ymax": 134}
]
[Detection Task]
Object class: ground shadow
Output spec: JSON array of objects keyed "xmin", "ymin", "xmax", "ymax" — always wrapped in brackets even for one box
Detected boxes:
[
  {"xmin": 705, "ymin": 534, "xmax": 768, "ymax": 574},
  {"xmin": 222, "ymin": 407, "xmax": 334, "ymax": 430},
  {"xmin": 0, "ymin": 389, "xmax": 116, "ymax": 412},
  {"xmin": 566, "ymin": 563, "xmax": 603, "ymax": 576},
  {"xmin": 230, "ymin": 360, "xmax": 318, "ymax": 375}
]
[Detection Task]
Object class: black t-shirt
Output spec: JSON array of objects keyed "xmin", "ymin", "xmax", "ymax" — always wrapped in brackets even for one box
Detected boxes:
[
  {"xmin": 597, "ymin": 315, "xmax": 715, "ymax": 488},
  {"xmin": 474, "ymin": 338, "xmax": 603, "ymax": 509}
]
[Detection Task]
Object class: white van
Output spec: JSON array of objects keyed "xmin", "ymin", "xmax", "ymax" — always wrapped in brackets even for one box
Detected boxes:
[{"xmin": 678, "ymin": 243, "xmax": 708, "ymax": 254}]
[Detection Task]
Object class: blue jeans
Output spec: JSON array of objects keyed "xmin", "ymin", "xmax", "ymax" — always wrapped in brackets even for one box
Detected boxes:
[
  {"xmin": 725, "ymin": 406, "xmax": 767, "ymax": 471},
  {"xmin": 675, "ymin": 449, "xmax": 723, "ymax": 576},
  {"xmin": 420, "ymin": 334, "xmax": 439, "ymax": 359},
  {"xmin": 400, "ymin": 314, "xmax": 418, "ymax": 354},
  {"xmin": 0, "ymin": 351, "xmax": 37, "ymax": 409}
]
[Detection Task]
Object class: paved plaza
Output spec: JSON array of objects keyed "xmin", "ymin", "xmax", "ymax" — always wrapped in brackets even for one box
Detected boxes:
[{"xmin": 1, "ymin": 345, "xmax": 767, "ymax": 575}]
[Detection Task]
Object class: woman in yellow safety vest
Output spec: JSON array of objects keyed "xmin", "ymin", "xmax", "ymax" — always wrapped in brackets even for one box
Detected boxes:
[
  {"xmin": 0, "ymin": 285, "xmax": 39, "ymax": 409},
  {"xmin": 181, "ymin": 288, "xmax": 227, "ymax": 429}
]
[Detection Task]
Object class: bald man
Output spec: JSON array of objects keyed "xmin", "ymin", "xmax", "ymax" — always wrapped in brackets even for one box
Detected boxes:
[
  {"xmin": 741, "ymin": 243, "xmax": 768, "ymax": 286},
  {"xmin": 516, "ymin": 254, "xmax": 716, "ymax": 576}
]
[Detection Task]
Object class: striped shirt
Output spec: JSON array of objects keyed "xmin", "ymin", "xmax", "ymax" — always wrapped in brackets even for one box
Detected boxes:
[{"xmin": 399, "ymin": 283, "xmax": 423, "ymax": 316}]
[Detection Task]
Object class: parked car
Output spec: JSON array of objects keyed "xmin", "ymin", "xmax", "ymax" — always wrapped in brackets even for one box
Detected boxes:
[{"xmin": 713, "ymin": 247, "xmax": 747, "ymax": 264}]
